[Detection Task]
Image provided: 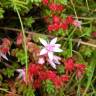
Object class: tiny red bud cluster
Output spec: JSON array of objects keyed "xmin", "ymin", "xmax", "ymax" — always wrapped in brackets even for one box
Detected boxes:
[
  {"xmin": 66, "ymin": 16, "xmax": 74, "ymax": 24},
  {"xmin": 91, "ymin": 32, "xmax": 96, "ymax": 37},
  {"xmin": 75, "ymin": 64, "xmax": 86, "ymax": 78},
  {"xmin": 42, "ymin": 0, "xmax": 48, "ymax": 5},
  {"xmin": 53, "ymin": 15, "xmax": 61, "ymax": 24},
  {"xmin": 23, "ymin": 63, "xmax": 69, "ymax": 88},
  {"xmin": 64, "ymin": 57, "xmax": 86, "ymax": 78},
  {"xmin": 49, "ymin": 3, "xmax": 64, "ymax": 12},
  {"xmin": 1, "ymin": 38, "xmax": 11, "ymax": 54},
  {"xmin": 48, "ymin": 15, "xmax": 78, "ymax": 32},
  {"xmin": 16, "ymin": 32, "xmax": 23, "ymax": 45},
  {"xmin": 64, "ymin": 57, "xmax": 75, "ymax": 72}
]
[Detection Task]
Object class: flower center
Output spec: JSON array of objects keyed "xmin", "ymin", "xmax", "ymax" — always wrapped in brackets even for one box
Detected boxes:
[{"xmin": 46, "ymin": 44, "xmax": 55, "ymax": 51}]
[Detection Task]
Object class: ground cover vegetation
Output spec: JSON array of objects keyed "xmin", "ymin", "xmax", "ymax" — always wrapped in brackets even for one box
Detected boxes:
[{"xmin": 0, "ymin": 0, "xmax": 96, "ymax": 96}]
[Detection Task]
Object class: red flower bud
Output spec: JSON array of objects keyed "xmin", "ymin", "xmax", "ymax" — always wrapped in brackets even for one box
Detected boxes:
[
  {"xmin": 42, "ymin": 0, "xmax": 49, "ymax": 5},
  {"xmin": 64, "ymin": 57, "xmax": 75, "ymax": 72},
  {"xmin": 53, "ymin": 15, "xmax": 61, "ymax": 24},
  {"xmin": 66, "ymin": 16, "xmax": 74, "ymax": 24}
]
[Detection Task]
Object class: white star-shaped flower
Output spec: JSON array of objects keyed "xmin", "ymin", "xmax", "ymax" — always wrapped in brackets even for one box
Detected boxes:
[{"xmin": 39, "ymin": 38, "xmax": 63, "ymax": 60}]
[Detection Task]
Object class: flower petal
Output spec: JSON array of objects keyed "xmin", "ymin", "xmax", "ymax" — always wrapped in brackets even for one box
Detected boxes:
[
  {"xmin": 73, "ymin": 20, "xmax": 82, "ymax": 28},
  {"xmin": 50, "ymin": 38, "xmax": 57, "ymax": 45},
  {"xmin": 40, "ymin": 48, "xmax": 47, "ymax": 55},
  {"xmin": 54, "ymin": 56, "xmax": 61, "ymax": 64},
  {"xmin": 0, "ymin": 53, "xmax": 8, "ymax": 60},
  {"xmin": 50, "ymin": 62, "xmax": 56, "ymax": 69},
  {"xmin": 54, "ymin": 59, "xmax": 60, "ymax": 64},
  {"xmin": 16, "ymin": 69, "xmax": 26, "ymax": 82},
  {"xmin": 16, "ymin": 69, "xmax": 24, "ymax": 78},
  {"xmin": 54, "ymin": 56, "xmax": 61, "ymax": 60},
  {"xmin": 53, "ymin": 48, "xmax": 63, "ymax": 52},
  {"xmin": 38, "ymin": 57, "xmax": 45, "ymax": 64},
  {"xmin": 48, "ymin": 52, "xmax": 53, "ymax": 60},
  {"xmin": 16, "ymin": 69, "xmax": 23, "ymax": 72},
  {"xmin": 39, "ymin": 38, "xmax": 47, "ymax": 46},
  {"xmin": 18, "ymin": 73, "xmax": 23, "ymax": 79},
  {"xmin": 55, "ymin": 44, "xmax": 61, "ymax": 47},
  {"xmin": 48, "ymin": 59, "xmax": 56, "ymax": 69}
]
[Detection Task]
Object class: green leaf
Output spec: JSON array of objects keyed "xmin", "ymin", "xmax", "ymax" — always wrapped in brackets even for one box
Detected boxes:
[
  {"xmin": 3, "ymin": 63, "xmax": 18, "ymax": 78},
  {"xmin": 17, "ymin": 83, "xmax": 35, "ymax": 96},
  {"xmin": 81, "ymin": 25, "xmax": 92, "ymax": 37},
  {"xmin": 3, "ymin": 68, "xmax": 14, "ymax": 78},
  {"xmin": 16, "ymin": 49, "xmax": 29, "ymax": 65},
  {"xmin": 79, "ymin": 46, "xmax": 93, "ymax": 57},
  {"xmin": 57, "ymin": 65, "xmax": 65, "ymax": 75},
  {"xmin": 42, "ymin": 80, "xmax": 56, "ymax": 95},
  {"xmin": 24, "ymin": 17, "xmax": 35, "ymax": 28},
  {"xmin": 32, "ymin": 33, "xmax": 48, "ymax": 43},
  {"xmin": 0, "ymin": 74, "xmax": 3, "ymax": 82},
  {"xmin": 26, "ymin": 0, "xmax": 41, "ymax": 5},
  {"xmin": 0, "ymin": 8, "xmax": 4, "ymax": 19},
  {"xmin": 23, "ymin": 86, "xmax": 35, "ymax": 96},
  {"xmin": 59, "ymin": 0, "xmax": 68, "ymax": 5},
  {"xmin": 83, "ymin": 51, "xmax": 96, "ymax": 96},
  {"xmin": 62, "ymin": 49, "xmax": 72, "ymax": 58},
  {"xmin": 56, "ymin": 29, "xmax": 65, "ymax": 36}
]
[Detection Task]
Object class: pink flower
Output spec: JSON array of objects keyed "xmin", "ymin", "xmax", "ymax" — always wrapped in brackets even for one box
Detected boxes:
[
  {"xmin": 38, "ymin": 57, "xmax": 45, "ymax": 64},
  {"xmin": 39, "ymin": 38, "xmax": 63, "ymax": 60},
  {"xmin": 48, "ymin": 55, "xmax": 61, "ymax": 69},
  {"xmin": 72, "ymin": 20, "xmax": 82, "ymax": 28},
  {"xmin": 16, "ymin": 69, "xmax": 26, "ymax": 82},
  {"xmin": 0, "ymin": 52, "xmax": 8, "ymax": 61}
]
